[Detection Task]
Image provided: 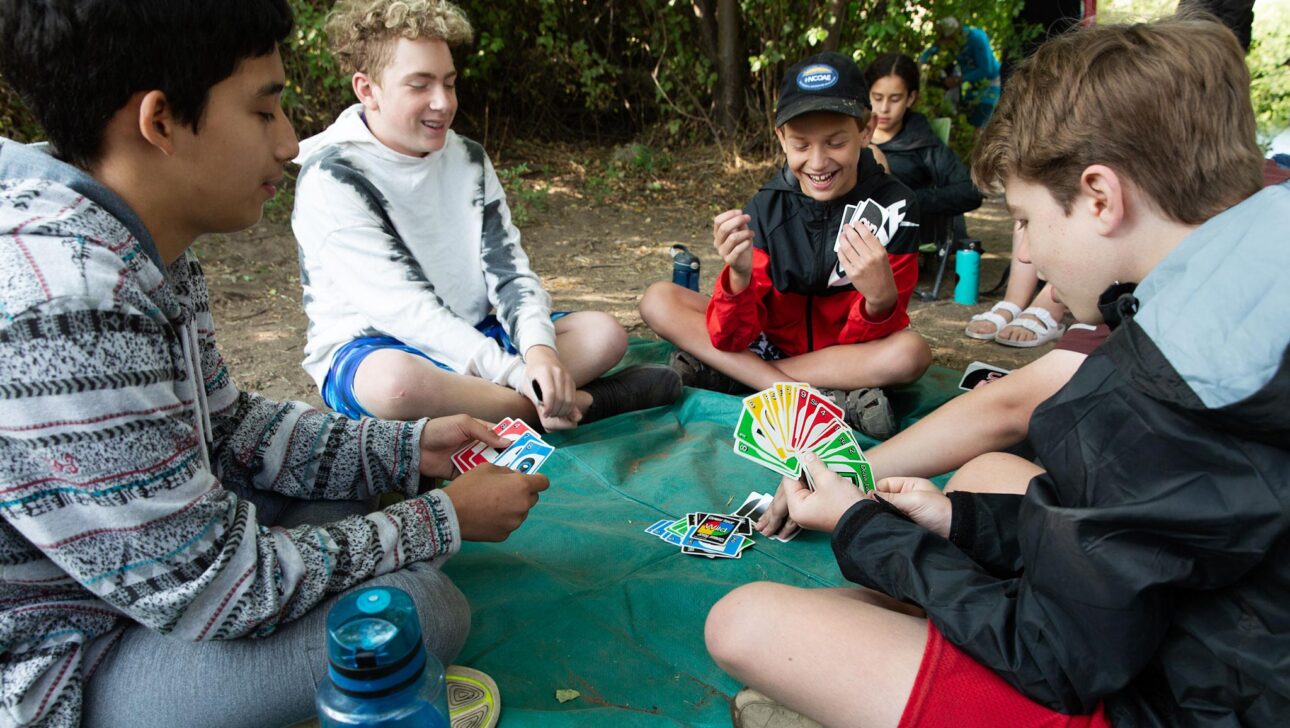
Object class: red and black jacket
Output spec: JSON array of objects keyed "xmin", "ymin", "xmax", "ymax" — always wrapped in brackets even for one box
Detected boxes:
[{"xmin": 706, "ymin": 149, "xmax": 921, "ymax": 357}]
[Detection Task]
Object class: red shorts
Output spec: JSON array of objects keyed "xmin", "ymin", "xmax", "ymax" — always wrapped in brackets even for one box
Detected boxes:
[{"xmin": 899, "ymin": 623, "xmax": 1113, "ymax": 728}]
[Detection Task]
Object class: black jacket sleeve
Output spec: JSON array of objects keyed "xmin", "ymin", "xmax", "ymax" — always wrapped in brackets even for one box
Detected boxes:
[
  {"xmin": 947, "ymin": 491, "xmax": 1025, "ymax": 579},
  {"xmin": 831, "ymin": 395, "xmax": 1289, "ymax": 715},
  {"xmin": 913, "ymin": 144, "xmax": 983, "ymax": 217}
]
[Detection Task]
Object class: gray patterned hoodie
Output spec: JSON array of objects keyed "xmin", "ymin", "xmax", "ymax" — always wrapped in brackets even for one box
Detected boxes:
[
  {"xmin": 0, "ymin": 138, "xmax": 460, "ymax": 727},
  {"xmin": 292, "ymin": 105, "xmax": 556, "ymax": 393}
]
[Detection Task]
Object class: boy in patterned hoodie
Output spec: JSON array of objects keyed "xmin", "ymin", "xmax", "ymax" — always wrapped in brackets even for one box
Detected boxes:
[{"xmin": 0, "ymin": 2, "xmax": 546, "ymax": 725}]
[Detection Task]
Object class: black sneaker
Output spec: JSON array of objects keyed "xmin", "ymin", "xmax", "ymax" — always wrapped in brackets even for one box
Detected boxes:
[
  {"xmin": 580, "ymin": 365, "xmax": 683, "ymax": 424},
  {"xmin": 818, "ymin": 386, "xmax": 898, "ymax": 440},
  {"xmin": 668, "ymin": 350, "xmax": 747, "ymax": 395}
]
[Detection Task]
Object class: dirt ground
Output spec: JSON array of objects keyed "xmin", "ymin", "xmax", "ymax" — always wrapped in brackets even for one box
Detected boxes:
[{"xmin": 197, "ymin": 142, "xmax": 1053, "ymax": 408}]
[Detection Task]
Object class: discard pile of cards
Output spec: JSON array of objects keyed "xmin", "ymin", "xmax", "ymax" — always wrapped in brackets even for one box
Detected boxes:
[
  {"xmin": 644, "ymin": 492, "xmax": 777, "ymax": 559},
  {"xmin": 451, "ymin": 418, "xmax": 553, "ymax": 474},
  {"xmin": 733, "ymin": 383, "xmax": 875, "ymax": 491}
]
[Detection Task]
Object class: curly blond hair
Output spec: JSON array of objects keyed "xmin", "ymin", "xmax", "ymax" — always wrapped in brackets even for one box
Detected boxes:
[{"xmin": 326, "ymin": 0, "xmax": 474, "ymax": 78}]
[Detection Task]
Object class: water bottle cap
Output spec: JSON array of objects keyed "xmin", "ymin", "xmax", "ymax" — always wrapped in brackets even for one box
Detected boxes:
[
  {"xmin": 357, "ymin": 589, "xmax": 392, "ymax": 614},
  {"xmin": 326, "ymin": 586, "xmax": 423, "ymax": 671}
]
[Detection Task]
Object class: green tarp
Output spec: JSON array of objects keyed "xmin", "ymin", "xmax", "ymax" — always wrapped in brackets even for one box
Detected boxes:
[{"xmin": 441, "ymin": 340, "xmax": 962, "ymax": 726}]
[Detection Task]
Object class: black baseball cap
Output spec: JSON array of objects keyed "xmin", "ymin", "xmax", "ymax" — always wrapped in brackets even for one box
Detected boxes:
[{"xmin": 774, "ymin": 51, "xmax": 870, "ymax": 128}]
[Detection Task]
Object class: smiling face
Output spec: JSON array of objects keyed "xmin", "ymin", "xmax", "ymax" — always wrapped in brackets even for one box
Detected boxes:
[
  {"xmin": 775, "ymin": 111, "xmax": 874, "ymax": 202},
  {"xmin": 1005, "ymin": 176, "xmax": 1115, "ymax": 323},
  {"xmin": 355, "ymin": 37, "xmax": 457, "ymax": 157},
  {"xmin": 168, "ymin": 48, "xmax": 299, "ymax": 236},
  {"xmin": 869, "ymin": 74, "xmax": 917, "ymax": 137}
]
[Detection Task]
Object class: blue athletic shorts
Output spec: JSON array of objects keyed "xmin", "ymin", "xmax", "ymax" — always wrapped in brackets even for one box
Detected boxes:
[{"xmin": 321, "ymin": 313, "xmax": 569, "ymax": 419}]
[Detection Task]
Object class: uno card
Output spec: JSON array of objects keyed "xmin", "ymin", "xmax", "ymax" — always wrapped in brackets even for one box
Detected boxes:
[
  {"xmin": 958, "ymin": 361, "xmax": 1011, "ymax": 391},
  {"xmin": 734, "ymin": 492, "xmax": 773, "ymax": 521},
  {"xmin": 495, "ymin": 418, "xmax": 538, "ymax": 441},
  {"xmin": 451, "ymin": 440, "xmax": 499, "ymax": 474},
  {"xmin": 743, "ymin": 392, "xmax": 787, "ymax": 459},
  {"xmin": 644, "ymin": 519, "xmax": 672, "ymax": 536},
  {"xmin": 492, "ymin": 432, "xmax": 554, "ymax": 473},
  {"xmin": 732, "ymin": 410, "xmax": 797, "ymax": 476}
]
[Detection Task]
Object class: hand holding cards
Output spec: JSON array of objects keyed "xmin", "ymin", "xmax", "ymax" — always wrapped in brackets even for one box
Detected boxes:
[
  {"xmin": 452, "ymin": 418, "xmax": 554, "ymax": 474},
  {"xmin": 732, "ymin": 383, "xmax": 875, "ymax": 492}
]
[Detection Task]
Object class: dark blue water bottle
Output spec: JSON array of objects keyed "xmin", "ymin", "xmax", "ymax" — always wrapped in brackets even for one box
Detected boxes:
[
  {"xmin": 670, "ymin": 244, "xmax": 701, "ymax": 291},
  {"xmin": 316, "ymin": 587, "xmax": 449, "ymax": 727}
]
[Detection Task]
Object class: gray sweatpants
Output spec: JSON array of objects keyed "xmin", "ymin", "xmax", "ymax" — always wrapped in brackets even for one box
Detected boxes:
[{"xmin": 82, "ymin": 489, "xmax": 471, "ymax": 728}]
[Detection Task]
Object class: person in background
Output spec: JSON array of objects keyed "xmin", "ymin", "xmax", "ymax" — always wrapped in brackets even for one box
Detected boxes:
[
  {"xmin": 865, "ymin": 52, "xmax": 982, "ymax": 253},
  {"xmin": 921, "ymin": 17, "xmax": 1002, "ymax": 131}
]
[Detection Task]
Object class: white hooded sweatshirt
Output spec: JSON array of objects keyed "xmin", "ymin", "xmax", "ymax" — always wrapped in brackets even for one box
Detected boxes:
[{"xmin": 292, "ymin": 105, "xmax": 555, "ymax": 392}]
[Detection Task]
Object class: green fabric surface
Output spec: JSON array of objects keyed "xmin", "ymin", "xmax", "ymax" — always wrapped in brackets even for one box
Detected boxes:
[{"xmin": 442, "ymin": 339, "xmax": 962, "ymax": 725}]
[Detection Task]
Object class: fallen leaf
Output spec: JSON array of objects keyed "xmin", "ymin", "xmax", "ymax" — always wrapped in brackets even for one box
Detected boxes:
[{"xmin": 555, "ymin": 689, "xmax": 581, "ymax": 703}]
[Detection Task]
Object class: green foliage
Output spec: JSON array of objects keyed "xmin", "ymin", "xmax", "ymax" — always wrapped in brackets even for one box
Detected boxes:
[
  {"xmin": 1247, "ymin": 0, "xmax": 1290, "ymax": 145},
  {"xmin": 3, "ymin": 0, "xmax": 1285, "ymax": 162},
  {"xmin": 281, "ymin": 1, "xmax": 353, "ymax": 138},
  {"xmin": 496, "ymin": 162, "xmax": 550, "ymax": 226},
  {"xmin": 0, "ymin": 80, "xmax": 42, "ymax": 142}
]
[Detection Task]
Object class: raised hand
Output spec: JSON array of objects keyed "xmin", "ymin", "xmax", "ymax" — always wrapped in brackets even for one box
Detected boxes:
[
  {"xmin": 836, "ymin": 222, "xmax": 897, "ymax": 319},
  {"xmin": 712, "ymin": 209, "xmax": 754, "ymax": 292}
]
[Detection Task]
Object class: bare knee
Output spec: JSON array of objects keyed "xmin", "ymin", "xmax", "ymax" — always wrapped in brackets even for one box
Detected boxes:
[
  {"xmin": 944, "ymin": 452, "xmax": 1040, "ymax": 494},
  {"xmin": 353, "ymin": 352, "xmax": 445, "ymax": 418},
  {"xmin": 886, "ymin": 332, "xmax": 933, "ymax": 385},
  {"xmin": 639, "ymin": 281, "xmax": 682, "ymax": 336},
  {"xmin": 705, "ymin": 582, "xmax": 783, "ymax": 675},
  {"xmin": 581, "ymin": 311, "xmax": 628, "ymax": 365}
]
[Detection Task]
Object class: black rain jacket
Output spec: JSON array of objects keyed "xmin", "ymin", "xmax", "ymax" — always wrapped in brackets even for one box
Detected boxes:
[
  {"xmin": 875, "ymin": 111, "xmax": 982, "ymax": 244},
  {"xmin": 832, "ymin": 183, "xmax": 1290, "ymax": 726}
]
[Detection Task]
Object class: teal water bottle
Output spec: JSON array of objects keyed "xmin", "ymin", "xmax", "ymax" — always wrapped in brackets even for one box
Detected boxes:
[
  {"xmin": 953, "ymin": 240, "xmax": 982, "ymax": 305},
  {"xmin": 316, "ymin": 587, "xmax": 449, "ymax": 727}
]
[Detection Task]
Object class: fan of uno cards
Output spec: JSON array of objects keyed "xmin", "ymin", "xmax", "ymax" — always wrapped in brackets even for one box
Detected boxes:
[{"xmin": 451, "ymin": 418, "xmax": 554, "ymax": 475}]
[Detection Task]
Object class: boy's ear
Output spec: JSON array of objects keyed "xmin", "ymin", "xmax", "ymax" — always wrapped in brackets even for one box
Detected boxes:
[
  {"xmin": 1078, "ymin": 164, "xmax": 1126, "ymax": 236},
  {"xmin": 353, "ymin": 72, "xmax": 379, "ymax": 111},
  {"xmin": 136, "ymin": 90, "xmax": 178, "ymax": 156},
  {"xmin": 858, "ymin": 113, "xmax": 878, "ymax": 144}
]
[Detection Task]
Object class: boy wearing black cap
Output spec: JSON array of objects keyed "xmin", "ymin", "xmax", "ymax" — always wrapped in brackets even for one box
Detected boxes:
[{"xmin": 640, "ymin": 51, "xmax": 930, "ymax": 439}]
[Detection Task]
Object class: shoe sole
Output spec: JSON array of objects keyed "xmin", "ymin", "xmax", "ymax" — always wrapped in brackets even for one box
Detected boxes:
[{"xmin": 447, "ymin": 666, "xmax": 500, "ymax": 728}]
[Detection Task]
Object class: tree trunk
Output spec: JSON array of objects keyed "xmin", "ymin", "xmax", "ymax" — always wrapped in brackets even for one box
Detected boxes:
[
  {"xmin": 691, "ymin": 0, "xmax": 719, "ymax": 63},
  {"xmin": 716, "ymin": 0, "xmax": 745, "ymax": 133},
  {"xmin": 823, "ymin": 0, "xmax": 847, "ymax": 52}
]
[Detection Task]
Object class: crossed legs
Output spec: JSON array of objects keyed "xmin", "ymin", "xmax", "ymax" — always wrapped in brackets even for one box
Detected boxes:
[
  {"xmin": 351, "ymin": 311, "xmax": 626, "ymax": 421},
  {"xmin": 639, "ymin": 282, "xmax": 930, "ymax": 391}
]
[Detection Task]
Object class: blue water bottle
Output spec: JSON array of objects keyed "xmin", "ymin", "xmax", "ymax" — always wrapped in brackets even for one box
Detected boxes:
[
  {"xmin": 316, "ymin": 587, "xmax": 449, "ymax": 728},
  {"xmin": 953, "ymin": 240, "xmax": 982, "ymax": 305},
  {"xmin": 670, "ymin": 244, "xmax": 701, "ymax": 291}
]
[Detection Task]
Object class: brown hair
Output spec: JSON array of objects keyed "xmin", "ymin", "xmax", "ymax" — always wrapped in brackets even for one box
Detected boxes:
[
  {"xmin": 327, "ymin": 0, "xmax": 473, "ymax": 79},
  {"xmin": 972, "ymin": 17, "xmax": 1263, "ymax": 224}
]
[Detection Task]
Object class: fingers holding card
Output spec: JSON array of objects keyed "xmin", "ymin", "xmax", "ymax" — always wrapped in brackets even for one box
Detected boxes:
[{"xmin": 452, "ymin": 418, "xmax": 556, "ymax": 475}]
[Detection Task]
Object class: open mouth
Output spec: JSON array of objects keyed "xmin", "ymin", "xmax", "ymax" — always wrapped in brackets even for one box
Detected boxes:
[
  {"xmin": 421, "ymin": 119, "xmax": 446, "ymax": 132},
  {"xmin": 804, "ymin": 171, "xmax": 837, "ymax": 186}
]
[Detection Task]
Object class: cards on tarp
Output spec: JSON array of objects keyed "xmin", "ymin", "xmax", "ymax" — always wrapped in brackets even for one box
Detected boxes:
[
  {"xmin": 647, "ymin": 509, "xmax": 757, "ymax": 558},
  {"xmin": 959, "ymin": 361, "xmax": 1011, "ymax": 391}
]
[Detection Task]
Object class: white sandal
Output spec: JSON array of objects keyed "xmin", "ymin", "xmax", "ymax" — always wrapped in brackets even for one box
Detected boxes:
[
  {"xmin": 996, "ymin": 306, "xmax": 1066, "ymax": 348},
  {"xmin": 965, "ymin": 301, "xmax": 1022, "ymax": 341}
]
